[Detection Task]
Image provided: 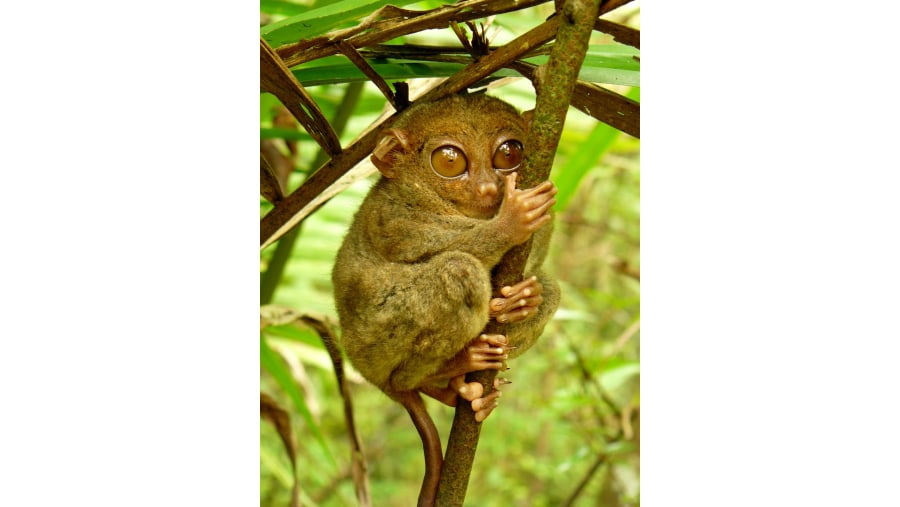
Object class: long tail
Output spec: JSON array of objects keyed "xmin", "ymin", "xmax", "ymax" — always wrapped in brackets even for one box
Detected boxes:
[{"xmin": 397, "ymin": 390, "xmax": 443, "ymax": 507}]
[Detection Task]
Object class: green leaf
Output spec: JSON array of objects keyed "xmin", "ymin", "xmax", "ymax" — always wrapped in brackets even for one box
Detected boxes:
[
  {"xmin": 599, "ymin": 360, "xmax": 640, "ymax": 409},
  {"xmin": 263, "ymin": 323, "xmax": 325, "ymax": 348},
  {"xmin": 260, "ymin": 0, "xmax": 310, "ymax": 17},
  {"xmin": 605, "ymin": 440, "xmax": 638, "ymax": 456},
  {"xmin": 552, "ymin": 86, "xmax": 640, "ymax": 211},
  {"xmin": 260, "ymin": 127, "xmax": 313, "ymax": 142},
  {"xmin": 260, "ymin": 334, "xmax": 337, "ymax": 469},
  {"xmin": 526, "ymin": 43, "xmax": 640, "ymax": 87},
  {"xmin": 260, "ymin": 438, "xmax": 295, "ymax": 487},
  {"xmin": 261, "ymin": 0, "xmax": 421, "ymax": 46}
]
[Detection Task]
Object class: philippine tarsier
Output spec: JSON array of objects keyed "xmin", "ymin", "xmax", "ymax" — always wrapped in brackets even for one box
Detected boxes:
[{"xmin": 332, "ymin": 93, "xmax": 560, "ymax": 506}]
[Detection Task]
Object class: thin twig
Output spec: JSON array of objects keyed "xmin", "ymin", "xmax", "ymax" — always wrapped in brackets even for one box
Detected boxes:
[
  {"xmin": 560, "ymin": 451, "xmax": 608, "ymax": 507},
  {"xmin": 338, "ymin": 40, "xmax": 396, "ymax": 109}
]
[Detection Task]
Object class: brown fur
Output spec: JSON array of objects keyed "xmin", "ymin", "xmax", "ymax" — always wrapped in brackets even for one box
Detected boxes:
[{"xmin": 332, "ymin": 93, "xmax": 560, "ymax": 506}]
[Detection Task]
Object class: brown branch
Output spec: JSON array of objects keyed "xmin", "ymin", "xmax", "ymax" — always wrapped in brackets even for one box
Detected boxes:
[
  {"xmin": 598, "ymin": 0, "xmax": 635, "ymax": 16},
  {"xmin": 260, "ymin": 125, "xmax": 383, "ymax": 249},
  {"xmin": 594, "ymin": 18, "xmax": 639, "ymax": 49},
  {"xmin": 436, "ymin": 1, "xmax": 603, "ymax": 505},
  {"xmin": 260, "ymin": 38, "xmax": 342, "ymax": 157},
  {"xmin": 338, "ymin": 40, "xmax": 396, "ymax": 109},
  {"xmin": 260, "ymin": 152, "xmax": 284, "ymax": 204},
  {"xmin": 358, "ymin": 43, "xmax": 552, "ymax": 66},
  {"xmin": 508, "ymin": 61, "xmax": 639, "ymax": 138}
]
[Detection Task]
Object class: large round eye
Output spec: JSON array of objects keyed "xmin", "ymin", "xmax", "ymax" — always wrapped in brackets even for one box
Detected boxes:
[
  {"xmin": 493, "ymin": 140, "xmax": 524, "ymax": 171},
  {"xmin": 430, "ymin": 145, "xmax": 468, "ymax": 178}
]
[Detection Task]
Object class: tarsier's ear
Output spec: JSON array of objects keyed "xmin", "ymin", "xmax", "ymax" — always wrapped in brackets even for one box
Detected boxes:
[
  {"xmin": 371, "ymin": 128, "xmax": 411, "ymax": 179},
  {"xmin": 522, "ymin": 109, "xmax": 535, "ymax": 129}
]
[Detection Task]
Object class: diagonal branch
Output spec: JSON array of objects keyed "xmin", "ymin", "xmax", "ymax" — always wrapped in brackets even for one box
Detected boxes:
[
  {"xmin": 508, "ymin": 61, "xmax": 639, "ymax": 138},
  {"xmin": 260, "ymin": 38, "xmax": 342, "ymax": 157},
  {"xmin": 594, "ymin": 18, "xmax": 640, "ymax": 49},
  {"xmin": 338, "ymin": 40, "xmax": 397, "ymax": 109},
  {"xmin": 260, "ymin": 152, "xmax": 284, "ymax": 204}
]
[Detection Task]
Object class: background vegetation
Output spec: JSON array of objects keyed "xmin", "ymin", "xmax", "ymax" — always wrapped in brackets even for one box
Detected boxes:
[{"xmin": 260, "ymin": 1, "xmax": 639, "ymax": 505}]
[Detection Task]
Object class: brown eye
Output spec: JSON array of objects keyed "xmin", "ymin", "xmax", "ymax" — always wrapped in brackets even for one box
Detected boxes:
[
  {"xmin": 493, "ymin": 140, "xmax": 524, "ymax": 171},
  {"xmin": 430, "ymin": 145, "xmax": 468, "ymax": 178}
]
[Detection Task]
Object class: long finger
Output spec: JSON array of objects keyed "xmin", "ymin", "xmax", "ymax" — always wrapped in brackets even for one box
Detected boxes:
[
  {"xmin": 500, "ymin": 276, "xmax": 539, "ymax": 298},
  {"xmin": 497, "ymin": 306, "xmax": 536, "ymax": 324},
  {"xmin": 475, "ymin": 333, "xmax": 508, "ymax": 348},
  {"xmin": 517, "ymin": 179, "xmax": 555, "ymax": 197},
  {"xmin": 504, "ymin": 172, "xmax": 519, "ymax": 199}
]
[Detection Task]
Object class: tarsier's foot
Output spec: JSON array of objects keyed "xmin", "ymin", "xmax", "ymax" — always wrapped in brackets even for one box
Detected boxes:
[
  {"xmin": 451, "ymin": 375, "xmax": 512, "ymax": 422},
  {"xmin": 421, "ymin": 334, "xmax": 516, "ymax": 420},
  {"xmin": 490, "ymin": 276, "xmax": 544, "ymax": 323},
  {"xmin": 432, "ymin": 333, "xmax": 513, "ymax": 380}
]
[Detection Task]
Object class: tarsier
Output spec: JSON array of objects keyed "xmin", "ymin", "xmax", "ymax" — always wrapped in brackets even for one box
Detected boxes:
[{"xmin": 332, "ymin": 93, "xmax": 560, "ymax": 506}]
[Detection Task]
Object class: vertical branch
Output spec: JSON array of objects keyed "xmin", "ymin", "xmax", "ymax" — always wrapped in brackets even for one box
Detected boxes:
[{"xmin": 436, "ymin": 0, "xmax": 602, "ymax": 505}]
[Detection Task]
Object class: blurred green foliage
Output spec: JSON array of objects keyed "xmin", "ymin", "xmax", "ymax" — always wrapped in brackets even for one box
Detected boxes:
[{"xmin": 261, "ymin": 1, "xmax": 640, "ymax": 505}]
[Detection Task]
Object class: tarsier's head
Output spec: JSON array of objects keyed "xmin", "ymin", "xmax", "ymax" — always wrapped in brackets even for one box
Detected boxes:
[{"xmin": 371, "ymin": 93, "xmax": 532, "ymax": 219}]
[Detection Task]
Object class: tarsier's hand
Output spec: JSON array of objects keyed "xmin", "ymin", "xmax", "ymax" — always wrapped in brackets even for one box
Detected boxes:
[
  {"xmin": 490, "ymin": 276, "xmax": 544, "ymax": 324},
  {"xmin": 496, "ymin": 172, "xmax": 557, "ymax": 246}
]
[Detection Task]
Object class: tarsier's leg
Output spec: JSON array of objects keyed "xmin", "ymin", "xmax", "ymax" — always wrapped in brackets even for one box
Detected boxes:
[
  {"xmin": 387, "ymin": 251, "xmax": 495, "ymax": 391},
  {"xmin": 416, "ymin": 332, "xmax": 519, "ymax": 422}
]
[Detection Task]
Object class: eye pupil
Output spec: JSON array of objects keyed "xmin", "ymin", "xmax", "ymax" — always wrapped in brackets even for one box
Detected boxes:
[
  {"xmin": 493, "ymin": 140, "xmax": 523, "ymax": 170},
  {"xmin": 431, "ymin": 146, "xmax": 468, "ymax": 178}
]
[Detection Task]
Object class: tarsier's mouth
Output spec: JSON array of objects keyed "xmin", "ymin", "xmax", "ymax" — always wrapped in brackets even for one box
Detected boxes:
[{"xmin": 465, "ymin": 198, "xmax": 501, "ymax": 218}]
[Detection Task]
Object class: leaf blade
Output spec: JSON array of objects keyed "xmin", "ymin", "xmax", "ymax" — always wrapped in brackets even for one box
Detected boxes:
[{"xmin": 260, "ymin": 333, "xmax": 337, "ymax": 469}]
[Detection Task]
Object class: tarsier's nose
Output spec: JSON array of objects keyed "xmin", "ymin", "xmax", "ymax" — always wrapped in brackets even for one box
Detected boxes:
[{"xmin": 477, "ymin": 181, "xmax": 498, "ymax": 197}]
